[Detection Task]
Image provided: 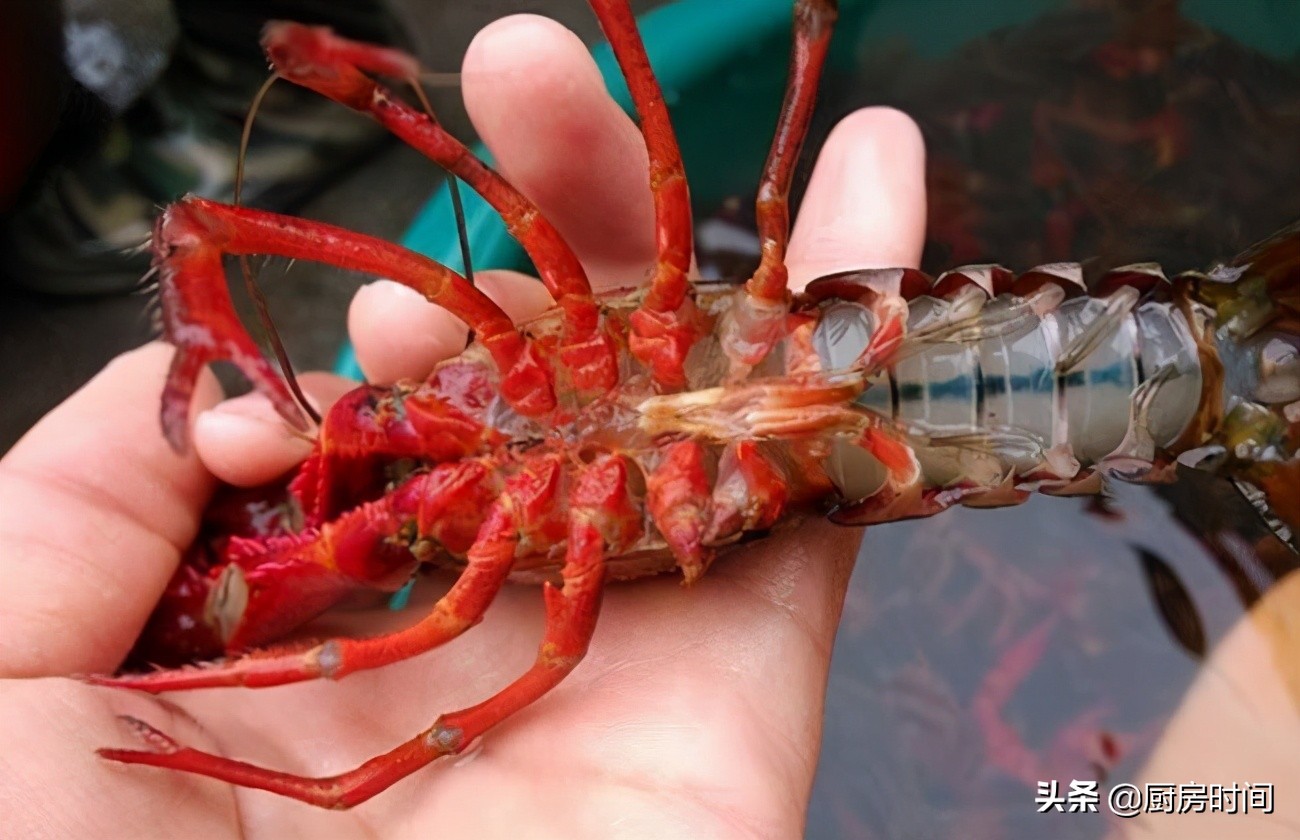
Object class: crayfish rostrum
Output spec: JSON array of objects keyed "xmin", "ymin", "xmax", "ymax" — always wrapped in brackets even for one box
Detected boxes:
[{"xmin": 92, "ymin": 0, "xmax": 1300, "ymax": 809}]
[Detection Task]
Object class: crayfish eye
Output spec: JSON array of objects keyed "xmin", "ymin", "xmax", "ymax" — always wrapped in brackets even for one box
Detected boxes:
[{"xmin": 813, "ymin": 302, "xmax": 875, "ymax": 371}]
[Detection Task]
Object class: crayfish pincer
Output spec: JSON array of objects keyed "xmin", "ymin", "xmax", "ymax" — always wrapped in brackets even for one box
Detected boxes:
[{"xmin": 88, "ymin": 0, "xmax": 1300, "ymax": 811}]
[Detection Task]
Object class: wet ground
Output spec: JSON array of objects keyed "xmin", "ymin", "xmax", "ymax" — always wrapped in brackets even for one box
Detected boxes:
[{"xmin": 4, "ymin": 2, "xmax": 1300, "ymax": 839}]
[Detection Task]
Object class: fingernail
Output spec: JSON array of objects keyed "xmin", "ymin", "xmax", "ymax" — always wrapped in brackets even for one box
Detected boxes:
[
  {"xmin": 195, "ymin": 404, "xmax": 285, "ymax": 437},
  {"xmin": 362, "ymin": 278, "xmax": 430, "ymax": 304}
]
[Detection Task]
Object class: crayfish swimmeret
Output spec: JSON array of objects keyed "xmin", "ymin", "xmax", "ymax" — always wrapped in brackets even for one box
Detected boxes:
[{"xmin": 92, "ymin": 0, "xmax": 1300, "ymax": 808}]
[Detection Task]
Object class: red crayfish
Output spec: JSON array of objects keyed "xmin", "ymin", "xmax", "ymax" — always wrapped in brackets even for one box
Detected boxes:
[{"xmin": 91, "ymin": 0, "xmax": 1300, "ymax": 809}]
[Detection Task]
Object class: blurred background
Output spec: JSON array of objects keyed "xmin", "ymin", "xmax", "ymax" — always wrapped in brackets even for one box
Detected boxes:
[
  {"xmin": 3, "ymin": 1, "xmax": 1300, "ymax": 837},
  {"xmin": 0, "ymin": 0, "xmax": 658, "ymax": 453}
]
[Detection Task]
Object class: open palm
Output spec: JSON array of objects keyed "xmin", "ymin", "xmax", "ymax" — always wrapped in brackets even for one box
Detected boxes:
[{"xmin": 0, "ymin": 15, "xmax": 925, "ymax": 839}]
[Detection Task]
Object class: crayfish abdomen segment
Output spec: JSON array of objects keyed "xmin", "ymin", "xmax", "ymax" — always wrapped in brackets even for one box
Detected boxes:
[{"xmin": 786, "ymin": 256, "xmax": 1276, "ymax": 524}]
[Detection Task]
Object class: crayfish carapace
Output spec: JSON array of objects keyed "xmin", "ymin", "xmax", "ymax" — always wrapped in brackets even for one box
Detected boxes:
[{"xmin": 91, "ymin": 0, "xmax": 1300, "ymax": 808}]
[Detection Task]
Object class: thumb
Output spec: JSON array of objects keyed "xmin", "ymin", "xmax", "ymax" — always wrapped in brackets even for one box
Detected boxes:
[{"xmin": 0, "ymin": 343, "xmax": 221, "ymax": 676}]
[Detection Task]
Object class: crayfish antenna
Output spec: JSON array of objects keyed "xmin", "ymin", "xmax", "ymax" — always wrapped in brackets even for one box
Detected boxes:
[
  {"xmin": 410, "ymin": 79, "xmax": 475, "ymax": 288},
  {"xmin": 233, "ymin": 72, "xmax": 322, "ymax": 427}
]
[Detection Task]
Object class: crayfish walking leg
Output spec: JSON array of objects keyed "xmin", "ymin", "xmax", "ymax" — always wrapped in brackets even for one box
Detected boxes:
[
  {"xmin": 92, "ymin": 456, "xmax": 563, "ymax": 691},
  {"xmin": 588, "ymin": 0, "xmax": 700, "ymax": 386},
  {"xmin": 99, "ymin": 456, "xmax": 633, "ymax": 809},
  {"xmin": 259, "ymin": 21, "xmax": 618, "ymax": 395},
  {"xmin": 723, "ymin": 0, "xmax": 839, "ymax": 372}
]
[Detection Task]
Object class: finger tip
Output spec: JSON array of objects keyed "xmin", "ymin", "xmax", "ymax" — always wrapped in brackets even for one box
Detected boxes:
[
  {"xmin": 294, "ymin": 371, "xmax": 362, "ymax": 412},
  {"xmin": 462, "ymin": 15, "xmax": 655, "ymax": 287},
  {"xmin": 832, "ymin": 106, "xmax": 925, "ymax": 153},
  {"xmin": 463, "ymin": 14, "xmax": 599, "ymax": 134},
  {"xmin": 462, "ymin": 12, "xmax": 625, "ymax": 163},
  {"xmin": 193, "ymin": 402, "xmax": 313, "ymax": 487},
  {"xmin": 193, "ymin": 372, "xmax": 356, "ymax": 487},
  {"xmin": 463, "ymin": 14, "xmax": 592, "ymax": 91},
  {"xmin": 829, "ymin": 107, "xmax": 927, "ymax": 202},
  {"xmin": 348, "ymin": 280, "xmax": 468, "ymax": 384},
  {"xmin": 475, "ymin": 270, "xmax": 555, "ymax": 324},
  {"xmin": 787, "ymin": 106, "xmax": 929, "ymax": 287}
]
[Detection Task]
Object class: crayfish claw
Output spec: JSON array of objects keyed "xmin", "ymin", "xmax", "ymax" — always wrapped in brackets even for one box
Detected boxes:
[
  {"xmin": 159, "ymin": 346, "xmax": 202, "ymax": 452},
  {"xmin": 159, "ymin": 342, "xmax": 308, "ymax": 454},
  {"xmin": 153, "ymin": 197, "xmax": 311, "ymax": 452}
]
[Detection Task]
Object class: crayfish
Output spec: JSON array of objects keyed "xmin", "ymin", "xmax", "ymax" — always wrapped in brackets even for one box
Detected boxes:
[{"xmin": 91, "ymin": 0, "xmax": 1300, "ymax": 809}]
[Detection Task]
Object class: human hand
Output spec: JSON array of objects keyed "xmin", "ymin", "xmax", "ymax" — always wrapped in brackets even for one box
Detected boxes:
[
  {"xmin": 1115, "ymin": 572, "xmax": 1300, "ymax": 840},
  {"xmin": 0, "ymin": 14, "xmax": 925, "ymax": 839}
]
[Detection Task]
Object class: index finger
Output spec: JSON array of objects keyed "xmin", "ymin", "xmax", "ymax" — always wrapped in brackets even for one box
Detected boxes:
[{"xmin": 348, "ymin": 14, "xmax": 656, "ymax": 384}]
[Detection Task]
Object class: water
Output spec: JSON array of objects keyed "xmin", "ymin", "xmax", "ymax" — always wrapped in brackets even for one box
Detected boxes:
[{"xmin": 807, "ymin": 485, "xmax": 1274, "ymax": 838}]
